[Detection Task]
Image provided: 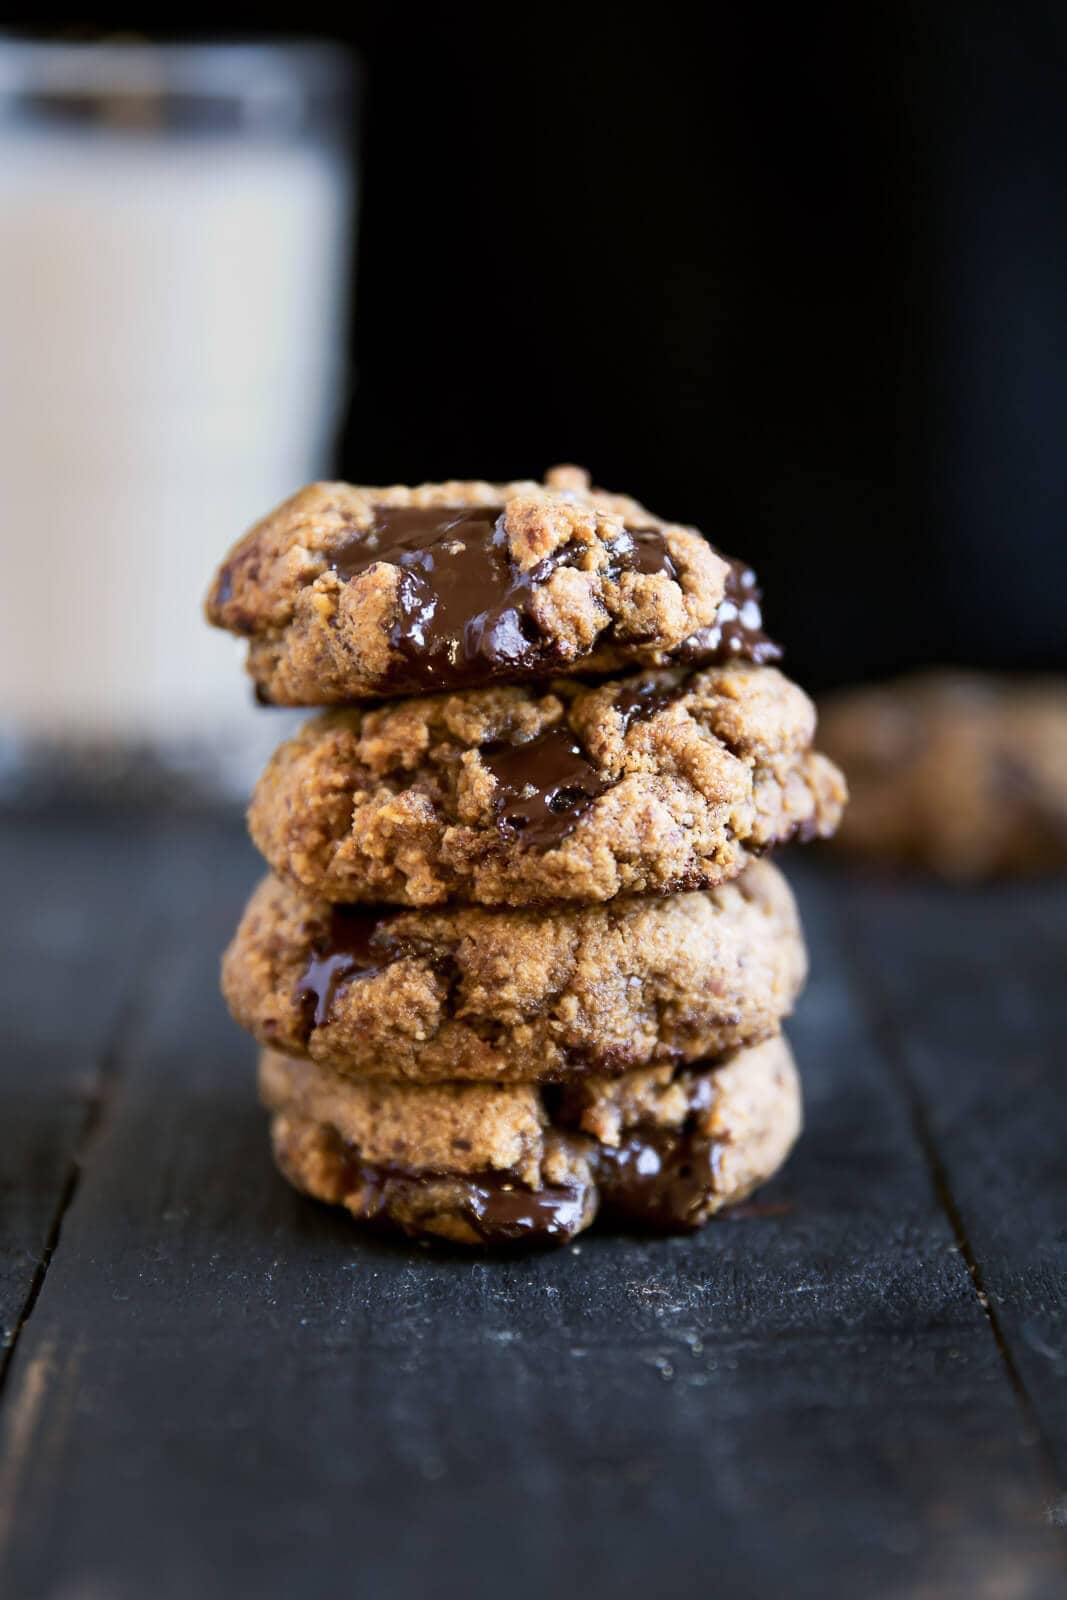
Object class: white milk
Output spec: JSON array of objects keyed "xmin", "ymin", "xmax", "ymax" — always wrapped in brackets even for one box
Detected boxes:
[{"xmin": 0, "ymin": 77, "xmax": 356, "ymax": 782}]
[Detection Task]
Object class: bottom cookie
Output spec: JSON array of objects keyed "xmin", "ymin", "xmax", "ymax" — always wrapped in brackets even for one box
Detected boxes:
[{"xmin": 260, "ymin": 1035, "xmax": 801, "ymax": 1247}]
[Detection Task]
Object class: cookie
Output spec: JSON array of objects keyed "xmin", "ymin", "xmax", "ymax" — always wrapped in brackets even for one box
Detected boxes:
[
  {"xmin": 205, "ymin": 465, "xmax": 782, "ymax": 705},
  {"xmin": 820, "ymin": 672, "xmax": 1067, "ymax": 879},
  {"xmin": 248, "ymin": 662, "xmax": 846, "ymax": 907},
  {"xmin": 260, "ymin": 1033, "xmax": 802, "ymax": 1245},
  {"xmin": 224, "ymin": 859, "xmax": 807, "ymax": 1083}
]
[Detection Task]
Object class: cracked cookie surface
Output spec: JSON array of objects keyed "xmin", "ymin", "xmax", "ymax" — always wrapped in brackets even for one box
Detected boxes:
[
  {"xmin": 205, "ymin": 465, "xmax": 781, "ymax": 705},
  {"xmin": 261, "ymin": 1033, "xmax": 802, "ymax": 1245},
  {"xmin": 248, "ymin": 662, "xmax": 846, "ymax": 907},
  {"xmin": 820, "ymin": 671, "xmax": 1067, "ymax": 879},
  {"xmin": 224, "ymin": 859, "xmax": 806, "ymax": 1083}
]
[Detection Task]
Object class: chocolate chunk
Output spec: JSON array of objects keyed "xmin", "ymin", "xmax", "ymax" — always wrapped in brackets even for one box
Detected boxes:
[
  {"xmin": 326, "ymin": 1137, "xmax": 592, "ymax": 1245},
  {"xmin": 333, "ymin": 507, "xmax": 527, "ymax": 690},
  {"xmin": 480, "ymin": 727, "xmax": 609, "ymax": 849},
  {"xmin": 612, "ymin": 677, "xmax": 685, "ymax": 734},
  {"xmin": 598, "ymin": 1127, "xmax": 722, "ymax": 1229},
  {"xmin": 461, "ymin": 1177, "xmax": 592, "ymax": 1243},
  {"xmin": 673, "ymin": 557, "xmax": 782, "ymax": 666},
  {"xmin": 604, "ymin": 525, "xmax": 679, "ymax": 579},
  {"xmin": 296, "ymin": 906, "xmax": 403, "ymax": 1028}
]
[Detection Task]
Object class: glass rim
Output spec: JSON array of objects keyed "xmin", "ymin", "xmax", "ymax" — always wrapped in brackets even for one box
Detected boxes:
[{"xmin": 0, "ymin": 35, "xmax": 359, "ymax": 135}]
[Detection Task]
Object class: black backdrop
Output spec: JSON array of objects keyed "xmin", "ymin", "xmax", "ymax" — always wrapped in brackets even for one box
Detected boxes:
[{"xmin": 15, "ymin": 3, "xmax": 1067, "ymax": 685}]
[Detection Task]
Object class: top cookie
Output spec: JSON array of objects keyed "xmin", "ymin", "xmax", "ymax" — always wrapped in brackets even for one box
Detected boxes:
[{"xmin": 205, "ymin": 465, "xmax": 781, "ymax": 705}]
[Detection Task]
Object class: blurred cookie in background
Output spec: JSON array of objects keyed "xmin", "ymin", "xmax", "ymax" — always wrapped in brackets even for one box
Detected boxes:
[{"xmin": 818, "ymin": 672, "xmax": 1067, "ymax": 880}]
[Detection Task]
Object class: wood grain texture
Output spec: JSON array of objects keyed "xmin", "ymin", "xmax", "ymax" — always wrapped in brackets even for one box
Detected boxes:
[
  {"xmin": 840, "ymin": 870, "xmax": 1067, "ymax": 1500},
  {"xmin": 0, "ymin": 818, "xmax": 160, "ymax": 1374},
  {"xmin": 0, "ymin": 824, "xmax": 1064, "ymax": 1598}
]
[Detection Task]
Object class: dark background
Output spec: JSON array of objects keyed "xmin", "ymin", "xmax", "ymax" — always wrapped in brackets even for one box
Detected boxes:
[{"xmin": 20, "ymin": 2, "xmax": 1067, "ymax": 686}]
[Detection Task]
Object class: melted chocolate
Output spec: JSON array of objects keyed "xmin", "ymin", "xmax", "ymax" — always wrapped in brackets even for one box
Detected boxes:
[
  {"xmin": 460, "ymin": 1177, "xmax": 591, "ymax": 1242},
  {"xmin": 673, "ymin": 557, "xmax": 782, "ymax": 666},
  {"xmin": 598, "ymin": 1127, "xmax": 723, "ymax": 1230},
  {"xmin": 480, "ymin": 727, "xmax": 608, "ymax": 849},
  {"xmin": 296, "ymin": 906, "xmax": 403, "ymax": 1029},
  {"xmin": 612, "ymin": 677, "xmax": 685, "ymax": 734},
  {"xmin": 331, "ymin": 1141, "xmax": 591, "ymax": 1245},
  {"xmin": 613, "ymin": 525, "xmax": 680, "ymax": 578},
  {"xmin": 329, "ymin": 505, "xmax": 684, "ymax": 691}
]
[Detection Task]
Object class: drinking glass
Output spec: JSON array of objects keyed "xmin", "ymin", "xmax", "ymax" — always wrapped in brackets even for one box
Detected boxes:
[{"xmin": 0, "ymin": 37, "xmax": 359, "ymax": 797}]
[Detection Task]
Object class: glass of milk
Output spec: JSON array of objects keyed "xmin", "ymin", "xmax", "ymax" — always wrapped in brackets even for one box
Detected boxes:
[{"xmin": 0, "ymin": 38, "xmax": 359, "ymax": 799}]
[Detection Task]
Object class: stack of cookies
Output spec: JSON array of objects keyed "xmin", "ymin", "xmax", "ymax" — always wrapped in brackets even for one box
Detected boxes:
[{"xmin": 207, "ymin": 466, "xmax": 846, "ymax": 1246}]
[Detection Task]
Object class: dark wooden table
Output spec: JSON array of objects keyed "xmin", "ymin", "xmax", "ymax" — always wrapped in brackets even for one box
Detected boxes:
[{"xmin": 1, "ymin": 813, "xmax": 1065, "ymax": 1598}]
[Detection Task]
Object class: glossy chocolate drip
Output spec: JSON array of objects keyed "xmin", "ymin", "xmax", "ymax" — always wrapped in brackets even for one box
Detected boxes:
[
  {"xmin": 461, "ymin": 1177, "xmax": 591, "ymax": 1242},
  {"xmin": 333, "ymin": 506, "xmax": 519, "ymax": 689},
  {"xmin": 296, "ymin": 906, "xmax": 402, "ymax": 1029},
  {"xmin": 612, "ymin": 677, "xmax": 685, "ymax": 734},
  {"xmin": 598, "ymin": 1127, "xmax": 722, "ymax": 1229},
  {"xmin": 328, "ymin": 1139, "xmax": 591, "ymax": 1245},
  {"xmin": 329, "ymin": 505, "xmax": 682, "ymax": 691},
  {"xmin": 674, "ymin": 556, "xmax": 782, "ymax": 666},
  {"xmin": 480, "ymin": 727, "xmax": 609, "ymax": 849},
  {"xmin": 609, "ymin": 525, "xmax": 679, "ymax": 578}
]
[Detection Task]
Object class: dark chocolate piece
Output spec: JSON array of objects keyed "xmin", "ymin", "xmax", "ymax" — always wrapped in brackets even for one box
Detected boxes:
[
  {"xmin": 480, "ymin": 727, "xmax": 609, "ymax": 849},
  {"xmin": 607, "ymin": 525, "xmax": 680, "ymax": 578},
  {"xmin": 598, "ymin": 1127, "xmax": 722, "ymax": 1229},
  {"xmin": 327, "ymin": 1139, "xmax": 592, "ymax": 1245},
  {"xmin": 296, "ymin": 906, "xmax": 402, "ymax": 1029},
  {"xmin": 333, "ymin": 507, "xmax": 524, "ymax": 690},
  {"xmin": 459, "ymin": 1177, "xmax": 592, "ymax": 1243},
  {"xmin": 612, "ymin": 677, "xmax": 685, "ymax": 733},
  {"xmin": 673, "ymin": 557, "xmax": 782, "ymax": 667}
]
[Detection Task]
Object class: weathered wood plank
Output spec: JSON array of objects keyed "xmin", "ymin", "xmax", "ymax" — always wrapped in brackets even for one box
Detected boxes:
[
  {"xmin": 840, "ymin": 868, "xmax": 1067, "ymax": 1501},
  {"xmin": 0, "ymin": 817, "xmax": 162, "ymax": 1374},
  {"xmin": 0, "ymin": 834, "xmax": 1061, "ymax": 1597}
]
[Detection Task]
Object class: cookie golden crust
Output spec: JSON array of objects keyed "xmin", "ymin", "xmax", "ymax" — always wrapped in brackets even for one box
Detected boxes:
[
  {"xmin": 223, "ymin": 860, "xmax": 807, "ymax": 1084},
  {"xmin": 261, "ymin": 1034, "xmax": 803, "ymax": 1245},
  {"xmin": 820, "ymin": 672, "xmax": 1067, "ymax": 879},
  {"xmin": 205, "ymin": 466, "xmax": 780, "ymax": 705},
  {"xmin": 248, "ymin": 662, "xmax": 847, "ymax": 908}
]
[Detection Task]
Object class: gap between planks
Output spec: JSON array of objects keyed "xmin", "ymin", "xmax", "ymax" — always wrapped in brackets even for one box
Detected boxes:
[{"xmin": 0, "ymin": 927, "xmax": 165, "ymax": 1406}]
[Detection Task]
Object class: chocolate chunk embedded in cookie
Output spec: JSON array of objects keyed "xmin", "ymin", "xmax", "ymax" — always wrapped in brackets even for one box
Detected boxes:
[
  {"xmin": 260, "ymin": 1033, "xmax": 802, "ymax": 1245},
  {"xmin": 224, "ymin": 860, "xmax": 807, "ymax": 1083},
  {"xmin": 205, "ymin": 466, "xmax": 781, "ymax": 705}
]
